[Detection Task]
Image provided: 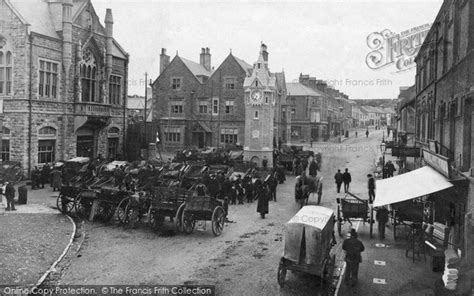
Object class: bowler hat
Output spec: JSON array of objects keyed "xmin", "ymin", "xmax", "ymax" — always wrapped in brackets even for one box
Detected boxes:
[{"xmin": 350, "ymin": 228, "xmax": 358, "ymax": 238}]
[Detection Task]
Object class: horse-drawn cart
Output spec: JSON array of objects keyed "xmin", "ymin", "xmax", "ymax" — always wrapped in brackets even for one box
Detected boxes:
[
  {"xmin": 181, "ymin": 195, "xmax": 226, "ymax": 236},
  {"xmin": 148, "ymin": 186, "xmax": 192, "ymax": 231},
  {"xmin": 294, "ymin": 175, "xmax": 323, "ymax": 208},
  {"xmin": 335, "ymin": 192, "xmax": 372, "ymax": 236},
  {"xmin": 277, "ymin": 206, "xmax": 336, "ymax": 289}
]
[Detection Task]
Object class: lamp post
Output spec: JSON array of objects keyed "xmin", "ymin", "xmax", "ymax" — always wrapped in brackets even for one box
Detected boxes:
[{"xmin": 380, "ymin": 142, "xmax": 386, "ymax": 179}]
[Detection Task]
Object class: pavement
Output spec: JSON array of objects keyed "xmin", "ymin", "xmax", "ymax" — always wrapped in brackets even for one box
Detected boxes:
[
  {"xmin": 333, "ymin": 131, "xmax": 443, "ymax": 296},
  {"xmin": 0, "ymin": 183, "xmax": 75, "ymax": 287}
]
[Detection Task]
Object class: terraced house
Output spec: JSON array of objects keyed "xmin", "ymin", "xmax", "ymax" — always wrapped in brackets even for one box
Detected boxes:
[
  {"xmin": 0, "ymin": 0, "xmax": 129, "ymax": 175},
  {"xmin": 153, "ymin": 46, "xmax": 288, "ymax": 151}
]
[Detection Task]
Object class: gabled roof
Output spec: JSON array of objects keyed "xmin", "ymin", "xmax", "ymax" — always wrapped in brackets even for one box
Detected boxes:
[
  {"xmin": 112, "ymin": 39, "xmax": 128, "ymax": 59},
  {"xmin": 232, "ymin": 55, "xmax": 252, "ymax": 75},
  {"xmin": 8, "ymin": 0, "xmax": 59, "ymax": 38},
  {"xmin": 180, "ymin": 57, "xmax": 211, "ymax": 78},
  {"xmin": 286, "ymin": 83, "xmax": 328, "ymax": 97}
]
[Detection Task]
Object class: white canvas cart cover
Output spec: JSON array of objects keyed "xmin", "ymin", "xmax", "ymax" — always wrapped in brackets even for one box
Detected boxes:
[
  {"xmin": 66, "ymin": 157, "xmax": 90, "ymax": 163},
  {"xmin": 104, "ymin": 161, "xmax": 128, "ymax": 171},
  {"xmin": 373, "ymin": 166, "xmax": 453, "ymax": 208},
  {"xmin": 283, "ymin": 206, "xmax": 334, "ymax": 265}
]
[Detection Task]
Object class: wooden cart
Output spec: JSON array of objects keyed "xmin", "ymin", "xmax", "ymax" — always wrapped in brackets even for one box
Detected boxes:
[
  {"xmin": 277, "ymin": 206, "xmax": 336, "ymax": 289},
  {"xmin": 181, "ymin": 195, "xmax": 226, "ymax": 236},
  {"xmin": 335, "ymin": 192, "xmax": 372, "ymax": 236},
  {"xmin": 147, "ymin": 186, "xmax": 192, "ymax": 232}
]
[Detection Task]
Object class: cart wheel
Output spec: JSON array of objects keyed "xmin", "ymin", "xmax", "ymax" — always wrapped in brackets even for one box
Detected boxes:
[
  {"xmin": 56, "ymin": 193, "xmax": 75, "ymax": 214},
  {"xmin": 116, "ymin": 198, "xmax": 129, "ymax": 225},
  {"xmin": 182, "ymin": 211, "xmax": 195, "ymax": 234},
  {"xmin": 322, "ymin": 254, "xmax": 336, "ymax": 287},
  {"xmin": 125, "ymin": 204, "xmax": 140, "ymax": 228},
  {"xmin": 277, "ymin": 259, "xmax": 287, "ymax": 288},
  {"xmin": 96, "ymin": 203, "xmax": 115, "ymax": 222},
  {"xmin": 74, "ymin": 195, "xmax": 91, "ymax": 218},
  {"xmin": 211, "ymin": 206, "xmax": 225, "ymax": 236},
  {"xmin": 337, "ymin": 206, "xmax": 342, "ymax": 236},
  {"xmin": 175, "ymin": 203, "xmax": 186, "ymax": 233}
]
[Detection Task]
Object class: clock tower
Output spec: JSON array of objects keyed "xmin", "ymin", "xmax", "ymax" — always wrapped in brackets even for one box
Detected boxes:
[{"xmin": 243, "ymin": 43, "xmax": 276, "ymax": 168}]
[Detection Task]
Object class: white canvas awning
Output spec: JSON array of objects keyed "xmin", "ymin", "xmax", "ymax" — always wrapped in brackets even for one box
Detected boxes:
[{"xmin": 373, "ymin": 166, "xmax": 453, "ymax": 208}]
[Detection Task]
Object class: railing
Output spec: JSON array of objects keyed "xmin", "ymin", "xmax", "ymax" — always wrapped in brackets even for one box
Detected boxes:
[{"xmin": 74, "ymin": 102, "xmax": 112, "ymax": 117}]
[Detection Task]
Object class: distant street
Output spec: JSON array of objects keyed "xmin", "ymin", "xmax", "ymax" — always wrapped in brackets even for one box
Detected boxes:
[{"xmin": 54, "ymin": 129, "xmax": 383, "ymax": 295}]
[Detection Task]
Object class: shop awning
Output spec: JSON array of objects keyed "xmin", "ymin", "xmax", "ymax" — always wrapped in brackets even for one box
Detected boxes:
[{"xmin": 373, "ymin": 166, "xmax": 453, "ymax": 208}]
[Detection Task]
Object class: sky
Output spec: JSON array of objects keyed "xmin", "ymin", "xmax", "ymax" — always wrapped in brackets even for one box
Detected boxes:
[{"xmin": 92, "ymin": 0, "xmax": 444, "ymax": 99}]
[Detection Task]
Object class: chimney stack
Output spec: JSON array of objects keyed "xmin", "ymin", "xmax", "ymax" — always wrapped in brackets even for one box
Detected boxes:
[
  {"xmin": 160, "ymin": 48, "xmax": 170, "ymax": 74},
  {"xmin": 105, "ymin": 9, "xmax": 114, "ymax": 82},
  {"xmin": 200, "ymin": 47, "xmax": 211, "ymax": 71}
]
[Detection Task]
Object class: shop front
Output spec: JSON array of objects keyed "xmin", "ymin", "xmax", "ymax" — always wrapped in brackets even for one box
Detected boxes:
[{"xmin": 374, "ymin": 148, "xmax": 470, "ymax": 293}]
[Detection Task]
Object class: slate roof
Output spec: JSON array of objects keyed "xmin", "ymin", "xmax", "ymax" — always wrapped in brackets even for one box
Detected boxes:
[
  {"xmin": 233, "ymin": 55, "xmax": 253, "ymax": 75},
  {"xmin": 180, "ymin": 57, "xmax": 211, "ymax": 78},
  {"xmin": 8, "ymin": 0, "xmax": 59, "ymax": 38},
  {"xmin": 286, "ymin": 83, "xmax": 328, "ymax": 97}
]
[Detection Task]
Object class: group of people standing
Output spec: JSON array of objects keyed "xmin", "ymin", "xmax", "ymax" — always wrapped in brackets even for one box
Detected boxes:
[
  {"xmin": 30, "ymin": 163, "xmax": 63, "ymax": 191},
  {"xmin": 333, "ymin": 168, "xmax": 352, "ymax": 193}
]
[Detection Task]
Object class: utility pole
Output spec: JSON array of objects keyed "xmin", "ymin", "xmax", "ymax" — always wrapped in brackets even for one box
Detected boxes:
[{"xmin": 144, "ymin": 72, "xmax": 148, "ymax": 148}]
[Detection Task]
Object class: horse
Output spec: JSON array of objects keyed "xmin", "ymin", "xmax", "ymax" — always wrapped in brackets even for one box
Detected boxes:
[{"xmin": 294, "ymin": 174, "xmax": 323, "ymax": 208}]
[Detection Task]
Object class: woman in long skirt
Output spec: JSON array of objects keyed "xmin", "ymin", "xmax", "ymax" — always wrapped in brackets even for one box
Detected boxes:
[{"xmin": 255, "ymin": 180, "xmax": 269, "ymax": 218}]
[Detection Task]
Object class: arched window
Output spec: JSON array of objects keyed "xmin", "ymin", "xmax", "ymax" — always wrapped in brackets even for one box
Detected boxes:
[
  {"xmin": 108, "ymin": 127, "xmax": 120, "ymax": 136},
  {"xmin": 1, "ymin": 126, "xmax": 10, "ymax": 161},
  {"xmin": 0, "ymin": 50, "xmax": 13, "ymax": 95},
  {"xmin": 38, "ymin": 126, "xmax": 56, "ymax": 164},
  {"xmin": 80, "ymin": 48, "xmax": 98, "ymax": 102}
]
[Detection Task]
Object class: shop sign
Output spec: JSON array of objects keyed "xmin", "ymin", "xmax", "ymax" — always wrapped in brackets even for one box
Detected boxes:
[
  {"xmin": 422, "ymin": 148, "xmax": 451, "ymax": 178},
  {"xmin": 392, "ymin": 147, "xmax": 420, "ymax": 157}
]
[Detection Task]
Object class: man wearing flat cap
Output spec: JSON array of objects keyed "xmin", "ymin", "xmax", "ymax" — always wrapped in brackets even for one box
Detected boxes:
[{"xmin": 342, "ymin": 228, "xmax": 365, "ymax": 286}]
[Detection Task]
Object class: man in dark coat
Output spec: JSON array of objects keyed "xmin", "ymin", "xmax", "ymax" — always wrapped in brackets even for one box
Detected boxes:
[
  {"xmin": 386, "ymin": 160, "xmax": 396, "ymax": 178},
  {"xmin": 5, "ymin": 182, "xmax": 16, "ymax": 211},
  {"xmin": 376, "ymin": 206, "xmax": 389, "ymax": 239},
  {"xmin": 255, "ymin": 179, "xmax": 269, "ymax": 218},
  {"xmin": 41, "ymin": 163, "xmax": 51, "ymax": 188},
  {"xmin": 342, "ymin": 229, "xmax": 365, "ymax": 286},
  {"xmin": 365, "ymin": 129, "xmax": 369, "ymax": 138},
  {"xmin": 309, "ymin": 159, "xmax": 318, "ymax": 177},
  {"xmin": 367, "ymin": 174, "xmax": 375, "ymax": 203},
  {"xmin": 301, "ymin": 157, "xmax": 309, "ymax": 173},
  {"xmin": 342, "ymin": 168, "xmax": 352, "ymax": 193},
  {"xmin": 31, "ymin": 166, "xmax": 39, "ymax": 189},
  {"xmin": 334, "ymin": 169, "xmax": 343, "ymax": 193}
]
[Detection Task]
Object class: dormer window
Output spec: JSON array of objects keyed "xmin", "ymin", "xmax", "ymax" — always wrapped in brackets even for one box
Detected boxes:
[
  {"xmin": 255, "ymin": 80, "xmax": 258, "ymax": 87},
  {"xmin": 258, "ymin": 63, "xmax": 261, "ymax": 69}
]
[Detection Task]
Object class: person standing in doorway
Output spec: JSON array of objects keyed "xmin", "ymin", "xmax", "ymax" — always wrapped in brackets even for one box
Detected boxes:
[
  {"xmin": 342, "ymin": 168, "xmax": 352, "ymax": 193},
  {"xmin": 334, "ymin": 169, "xmax": 343, "ymax": 193},
  {"xmin": 376, "ymin": 206, "xmax": 389, "ymax": 240},
  {"xmin": 367, "ymin": 174, "xmax": 375, "ymax": 203},
  {"xmin": 342, "ymin": 228, "xmax": 365, "ymax": 286}
]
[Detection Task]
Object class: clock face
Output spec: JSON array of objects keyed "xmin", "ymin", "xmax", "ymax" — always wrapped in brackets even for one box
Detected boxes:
[{"xmin": 250, "ymin": 90, "xmax": 262, "ymax": 105}]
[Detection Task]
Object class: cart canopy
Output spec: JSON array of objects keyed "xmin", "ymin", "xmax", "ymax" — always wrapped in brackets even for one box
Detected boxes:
[
  {"xmin": 66, "ymin": 157, "xmax": 90, "ymax": 164},
  {"xmin": 103, "ymin": 161, "xmax": 128, "ymax": 171},
  {"xmin": 373, "ymin": 165, "xmax": 453, "ymax": 208},
  {"xmin": 283, "ymin": 206, "xmax": 334, "ymax": 266}
]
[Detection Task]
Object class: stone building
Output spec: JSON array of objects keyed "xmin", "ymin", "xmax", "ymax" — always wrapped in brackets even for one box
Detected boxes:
[
  {"xmin": 152, "ymin": 46, "xmax": 288, "ymax": 152},
  {"xmin": 0, "ymin": 0, "xmax": 129, "ymax": 174},
  {"xmin": 413, "ymin": 1, "xmax": 474, "ymax": 291},
  {"xmin": 286, "ymin": 82, "xmax": 329, "ymax": 142}
]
